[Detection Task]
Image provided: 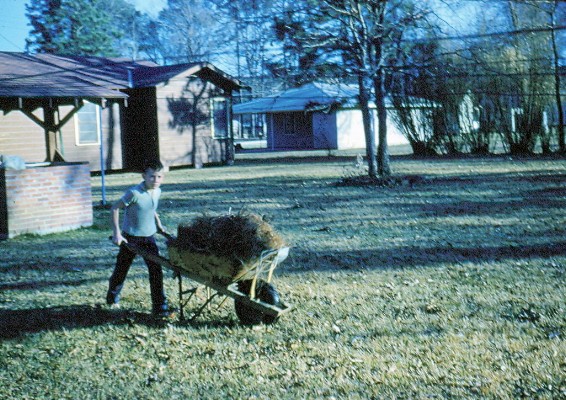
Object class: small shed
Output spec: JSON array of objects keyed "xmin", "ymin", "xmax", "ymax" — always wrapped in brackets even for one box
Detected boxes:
[{"xmin": 233, "ymin": 82, "xmax": 411, "ymax": 151}]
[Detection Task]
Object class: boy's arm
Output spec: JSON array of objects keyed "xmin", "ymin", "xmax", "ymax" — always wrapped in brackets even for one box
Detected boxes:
[
  {"xmin": 111, "ymin": 200, "xmax": 127, "ymax": 245},
  {"xmin": 155, "ymin": 212, "xmax": 166, "ymax": 234}
]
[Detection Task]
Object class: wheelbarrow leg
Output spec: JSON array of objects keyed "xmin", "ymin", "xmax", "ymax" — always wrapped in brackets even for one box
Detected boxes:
[
  {"xmin": 188, "ymin": 292, "xmax": 220, "ymax": 322},
  {"xmin": 177, "ymin": 273, "xmax": 184, "ymax": 321}
]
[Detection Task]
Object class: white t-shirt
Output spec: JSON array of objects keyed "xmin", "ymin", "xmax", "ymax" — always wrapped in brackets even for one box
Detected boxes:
[{"xmin": 121, "ymin": 182, "xmax": 160, "ymax": 237}]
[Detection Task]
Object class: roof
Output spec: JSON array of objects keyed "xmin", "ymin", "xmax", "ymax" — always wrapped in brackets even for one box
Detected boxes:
[
  {"xmin": 0, "ymin": 52, "xmax": 247, "ymax": 109},
  {"xmin": 233, "ymin": 82, "xmax": 361, "ymax": 114},
  {"xmin": 0, "ymin": 52, "xmax": 129, "ymax": 100},
  {"xmin": 232, "ymin": 82, "xmax": 438, "ymax": 114},
  {"xmin": 62, "ymin": 56, "xmax": 247, "ymax": 90},
  {"xmin": 134, "ymin": 62, "xmax": 247, "ymax": 91}
]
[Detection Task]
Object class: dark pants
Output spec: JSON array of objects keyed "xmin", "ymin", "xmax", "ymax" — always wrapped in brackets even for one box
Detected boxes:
[{"xmin": 107, "ymin": 234, "xmax": 168, "ymax": 312}]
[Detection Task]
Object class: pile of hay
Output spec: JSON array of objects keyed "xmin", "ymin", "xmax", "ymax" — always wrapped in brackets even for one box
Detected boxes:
[{"xmin": 168, "ymin": 212, "xmax": 285, "ymax": 282}]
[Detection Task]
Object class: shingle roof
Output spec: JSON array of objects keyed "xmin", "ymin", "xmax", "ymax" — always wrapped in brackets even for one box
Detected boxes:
[
  {"xmin": 133, "ymin": 61, "xmax": 247, "ymax": 90},
  {"xmin": 0, "ymin": 52, "xmax": 129, "ymax": 99},
  {"xmin": 0, "ymin": 52, "xmax": 246, "ymax": 101},
  {"xmin": 232, "ymin": 82, "xmax": 365, "ymax": 114},
  {"xmin": 232, "ymin": 82, "xmax": 436, "ymax": 114}
]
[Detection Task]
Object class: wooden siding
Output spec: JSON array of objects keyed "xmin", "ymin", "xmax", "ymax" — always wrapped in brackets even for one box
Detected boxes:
[
  {"xmin": 0, "ymin": 103, "xmax": 124, "ymax": 171},
  {"xmin": 0, "ymin": 109, "xmax": 47, "ymax": 162},
  {"xmin": 270, "ymin": 112, "xmax": 314, "ymax": 149},
  {"xmin": 0, "ymin": 58, "xmax": 241, "ymax": 171},
  {"xmin": 59, "ymin": 102, "xmax": 124, "ymax": 171},
  {"xmin": 156, "ymin": 76, "xmax": 229, "ymax": 168},
  {"xmin": 313, "ymin": 112, "xmax": 338, "ymax": 149}
]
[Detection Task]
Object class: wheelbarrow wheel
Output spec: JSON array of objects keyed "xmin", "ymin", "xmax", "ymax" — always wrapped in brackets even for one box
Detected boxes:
[{"xmin": 235, "ymin": 279, "xmax": 281, "ymax": 325}]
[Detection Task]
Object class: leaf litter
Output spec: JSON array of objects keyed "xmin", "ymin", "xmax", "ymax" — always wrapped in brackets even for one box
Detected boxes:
[{"xmin": 0, "ymin": 156, "xmax": 565, "ymax": 399}]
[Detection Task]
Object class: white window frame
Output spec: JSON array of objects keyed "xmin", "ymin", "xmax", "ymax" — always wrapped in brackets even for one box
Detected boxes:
[
  {"xmin": 74, "ymin": 101, "xmax": 100, "ymax": 146},
  {"xmin": 210, "ymin": 97, "xmax": 228, "ymax": 139}
]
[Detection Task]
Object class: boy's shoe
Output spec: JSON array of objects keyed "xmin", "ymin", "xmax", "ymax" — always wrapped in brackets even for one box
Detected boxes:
[
  {"xmin": 153, "ymin": 306, "xmax": 177, "ymax": 319},
  {"xmin": 106, "ymin": 291, "xmax": 120, "ymax": 306}
]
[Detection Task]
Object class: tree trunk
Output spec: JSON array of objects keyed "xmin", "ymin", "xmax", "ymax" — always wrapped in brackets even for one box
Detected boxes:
[
  {"xmin": 551, "ymin": 1, "xmax": 564, "ymax": 153},
  {"xmin": 374, "ymin": 67, "xmax": 390, "ymax": 177},
  {"xmin": 358, "ymin": 75, "xmax": 377, "ymax": 178}
]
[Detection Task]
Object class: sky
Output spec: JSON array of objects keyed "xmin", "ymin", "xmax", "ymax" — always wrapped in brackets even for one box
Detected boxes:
[
  {"xmin": 0, "ymin": 0, "xmax": 494, "ymax": 55},
  {"xmin": 0, "ymin": 0, "xmax": 166, "ymax": 52},
  {"xmin": 0, "ymin": 0, "xmax": 562, "ymax": 63}
]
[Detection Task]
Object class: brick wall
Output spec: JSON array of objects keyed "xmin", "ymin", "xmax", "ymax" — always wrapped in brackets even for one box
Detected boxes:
[{"xmin": 0, "ymin": 162, "xmax": 93, "ymax": 239}]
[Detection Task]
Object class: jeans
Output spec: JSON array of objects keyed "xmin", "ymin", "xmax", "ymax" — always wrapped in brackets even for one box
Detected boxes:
[{"xmin": 107, "ymin": 233, "xmax": 168, "ymax": 312}]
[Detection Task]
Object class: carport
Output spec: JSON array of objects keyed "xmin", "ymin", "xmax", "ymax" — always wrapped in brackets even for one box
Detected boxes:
[
  {"xmin": 0, "ymin": 52, "xmax": 128, "ymax": 162},
  {"xmin": 0, "ymin": 52, "xmax": 128, "ymax": 238}
]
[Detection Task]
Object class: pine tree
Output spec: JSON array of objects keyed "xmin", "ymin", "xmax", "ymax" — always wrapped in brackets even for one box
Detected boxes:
[{"xmin": 25, "ymin": 0, "xmax": 133, "ymax": 56}]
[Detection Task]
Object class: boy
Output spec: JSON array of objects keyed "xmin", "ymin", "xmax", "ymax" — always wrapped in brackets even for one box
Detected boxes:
[{"xmin": 107, "ymin": 159, "xmax": 172, "ymax": 317}]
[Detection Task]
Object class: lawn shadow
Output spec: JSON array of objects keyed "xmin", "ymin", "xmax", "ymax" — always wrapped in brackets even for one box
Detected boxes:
[
  {"xmin": 0, "ymin": 277, "xmax": 108, "ymax": 291},
  {"xmin": 0, "ymin": 303, "xmax": 241, "ymax": 339},
  {"xmin": 285, "ymin": 241, "xmax": 566, "ymax": 272},
  {"xmin": 0, "ymin": 305, "xmax": 164, "ymax": 339}
]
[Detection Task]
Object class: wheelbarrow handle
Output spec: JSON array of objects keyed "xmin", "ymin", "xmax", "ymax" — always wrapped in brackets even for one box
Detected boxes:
[
  {"xmin": 107, "ymin": 230, "xmax": 176, "ymax": 243},
  {"xmin": 157, "ymin": 229, "xmax": 176, "ymax": 242}
]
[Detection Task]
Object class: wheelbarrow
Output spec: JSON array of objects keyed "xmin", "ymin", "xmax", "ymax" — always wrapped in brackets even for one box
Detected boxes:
[{"xmin": 117, "ymin": 231, "xmax": 292, "ymax": 325}]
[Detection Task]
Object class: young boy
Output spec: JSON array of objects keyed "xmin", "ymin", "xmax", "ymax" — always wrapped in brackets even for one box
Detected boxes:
[{"xmin": 107, "ymin": 159, "xmax": 172, "ymax": 317}]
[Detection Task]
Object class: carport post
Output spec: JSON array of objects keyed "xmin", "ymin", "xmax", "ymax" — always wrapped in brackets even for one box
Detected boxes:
[
  {"xmin": 43, "ymin": 101, "xmax": 65, "ymax": 162},
  {"xmin": 99, "ymin": 100, "xmax": 107, "ymax": 206}
]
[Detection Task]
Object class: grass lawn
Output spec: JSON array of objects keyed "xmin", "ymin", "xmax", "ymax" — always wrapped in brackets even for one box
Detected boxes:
[{"xmin": 1, "ymin": 154, "xmax": 565, "ymax": 399}]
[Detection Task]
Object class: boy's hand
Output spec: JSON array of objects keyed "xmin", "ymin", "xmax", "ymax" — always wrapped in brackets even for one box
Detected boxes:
[
  {"xmin": 112, "ymin": 232, "xmax": 127, "ymax": 246},
  {"xmin": 157, "ymin": 227, "xmax": 174, "ymax": 241}
]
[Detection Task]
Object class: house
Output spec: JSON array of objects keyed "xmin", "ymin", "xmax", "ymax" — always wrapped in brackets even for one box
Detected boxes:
[
  {"xmin": 456, "ymin": 89, "xmax": 565, "ymax": 153},
  {"xmin": 0, "ymin": 52, "xmax": 246, "ymax": 171},
  {"xmin": 0, "ymin": 52, "xmax": 246, "ymax": 238},
  {"xmin": 232, "ymin": 82, "xmax": 412, "ymax": 151}
]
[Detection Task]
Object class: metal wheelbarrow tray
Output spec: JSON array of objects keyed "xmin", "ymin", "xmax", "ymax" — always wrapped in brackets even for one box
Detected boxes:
[{"xmin": 124, "ymin": 234, "xmax": 292, "ymax": 324}]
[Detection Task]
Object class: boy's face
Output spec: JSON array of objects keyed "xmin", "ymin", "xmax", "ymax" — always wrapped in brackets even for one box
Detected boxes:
[{"xmin": 142, "ymin": 168, "xmax": 165, "ymax": 190}]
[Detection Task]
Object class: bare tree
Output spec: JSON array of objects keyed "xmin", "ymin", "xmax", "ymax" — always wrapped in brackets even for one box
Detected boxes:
[
  {"xmin": 398, "ymin": 0, "xmax": 565, "ymax": 156},
  {"xmin": 211, "ymin": 0, "xmax": 279, "ymax": 95},
  {"xmin": 327, "ymin": 0, "xmax": 384, "ymax": 177},
  {"xmin": 308, "ymin": 0, "xmax": 434, "ymax": 177},
  {"xmin": 287, "ymin": 0, "xmax": 390, "ymax": 178},
  {"xmin": 547, "ymin": 0, "xmax": 565, "ymax": 153},
  {"xmin": 157, "ymin": 0, "xmax": 227, "ymax": 64}
]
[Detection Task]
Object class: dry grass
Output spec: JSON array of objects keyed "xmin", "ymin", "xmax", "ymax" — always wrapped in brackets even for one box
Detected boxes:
[{"xmin": 0, "ymin": 154, "xmax": 565, "ymax": 399}]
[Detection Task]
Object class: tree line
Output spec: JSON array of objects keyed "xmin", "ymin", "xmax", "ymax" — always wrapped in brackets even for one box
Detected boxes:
[{"xmin": 25, "ymin": 0, "xmax": 565, "ymax": 177}]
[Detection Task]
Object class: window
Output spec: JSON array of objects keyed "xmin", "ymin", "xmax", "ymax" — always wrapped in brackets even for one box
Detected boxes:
[
  {"xmin": 281, "ymin": 112, "xmax": 311, "ymax": 135},
  {"xmin": 75, "ymin": 101, "xmax": 100, "ymax": 145},
  {"xmin": 211, "ymin": 97, "xmax": 228, "ymax": 139},
  {"xmin": 235, "ymin": 113, "xmax": 266, "ymax": 139}
]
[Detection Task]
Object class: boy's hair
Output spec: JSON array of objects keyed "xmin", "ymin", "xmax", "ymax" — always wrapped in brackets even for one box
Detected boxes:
[{"xmin": 142, "ymin": 159, "xmax": 164, "ymax": 173}]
